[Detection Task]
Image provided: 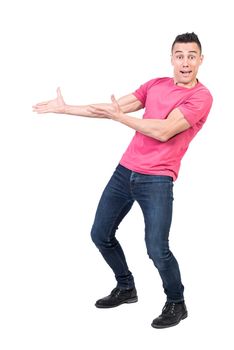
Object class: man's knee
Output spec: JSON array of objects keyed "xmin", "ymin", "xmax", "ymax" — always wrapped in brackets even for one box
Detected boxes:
[
  {"xmin": 146, "ymin": 243, "xmax": 172, "ymax": 269},
  {"xmin": 90, "ymin": 224, "xmax": 101, "ymax": 246},
  {"xmin": 90, "ymin": 223, "xmax": 112, "ymax": 249}
]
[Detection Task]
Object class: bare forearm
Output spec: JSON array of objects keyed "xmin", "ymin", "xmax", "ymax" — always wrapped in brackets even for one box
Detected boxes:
[
  {"xmin": 117, "ymin": 114, "xmax": 167, "ymax": 141},
  {"xmin": 64, "ymin": 96, "xmax": 140, "ymax": 118},
  {"xmin": 64, "ymin": 103, "xmax": 109, "ymax": 118},
  {"xmin": 117, "ymin": 95, "xmax": 142, "ymax": 113},
  {"xmin": 116, "ymin": 108, "xmax": 190, "ymax": 142}
]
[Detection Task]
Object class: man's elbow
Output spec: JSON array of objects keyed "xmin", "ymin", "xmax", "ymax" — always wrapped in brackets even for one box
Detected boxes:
[
  {"xmin": 154, "ymin": 126, "xmax": 187, "ymax": 142},
  {"xmin": 158, "ymin": 135, "xmax": 169, "ymax": 142},
  {"xmin": 152, "ymin": 130, "xmax": 170, "ymax": 142},
  {"xmin": 146, "ymin": 125, "xmax": 172, "ymax": 142}
]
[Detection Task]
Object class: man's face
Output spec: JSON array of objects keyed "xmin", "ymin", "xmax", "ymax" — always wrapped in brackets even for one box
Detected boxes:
[{"xmin": 171, "ymin": 42, "xmax": 203, "ymax": 87}]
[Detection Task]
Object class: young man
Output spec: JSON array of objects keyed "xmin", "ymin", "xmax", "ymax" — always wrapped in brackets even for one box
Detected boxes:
[{"xmin": 33, "ymin": 32, "xmax": 213, "ymax": 329}]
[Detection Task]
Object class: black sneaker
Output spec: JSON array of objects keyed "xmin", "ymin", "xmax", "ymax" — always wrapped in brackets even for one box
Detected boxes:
[
  {"xmin": 95, "ymin": 287, "xmax": 138, "ymax": 308},
  {"xmin": 151, "ymin": 301, "xmax": 188, "ymax": 329}
]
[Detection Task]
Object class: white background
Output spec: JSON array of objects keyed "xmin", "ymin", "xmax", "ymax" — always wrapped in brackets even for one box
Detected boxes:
[{"xmin": 0, "ymin": 0, "xmax": 233, "ymax": 349}]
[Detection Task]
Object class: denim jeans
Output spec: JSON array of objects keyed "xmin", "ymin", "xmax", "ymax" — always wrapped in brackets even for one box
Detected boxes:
[{"xmin": 91, "ymin": 164, "xmax": 184, "ymax": 302}]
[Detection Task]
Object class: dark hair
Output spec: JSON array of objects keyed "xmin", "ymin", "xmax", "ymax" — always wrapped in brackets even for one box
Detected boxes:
[{"xmin": 171, "ymin": 32, "xmax": 202, "ymax": 53}]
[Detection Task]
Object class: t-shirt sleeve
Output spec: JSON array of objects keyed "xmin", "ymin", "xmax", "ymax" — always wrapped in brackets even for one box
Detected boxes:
[
  {"xmin": 178, "ymin": 90, "xmax": 213, "ymax": 127},
  {"xmin": 133, "ymin": 78, "xmax": 158, "ymax": 107}
]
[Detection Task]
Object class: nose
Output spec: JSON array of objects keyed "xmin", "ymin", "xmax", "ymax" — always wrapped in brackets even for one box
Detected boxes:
[{"xmin": 182, "ymin": 57, "xmax": 189, "ymax": 66}]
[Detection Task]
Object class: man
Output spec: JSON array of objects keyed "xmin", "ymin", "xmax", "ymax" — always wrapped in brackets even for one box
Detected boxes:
[{"xmin": 33, "ymin": 32, "xmax": 213, "ymax": 329}]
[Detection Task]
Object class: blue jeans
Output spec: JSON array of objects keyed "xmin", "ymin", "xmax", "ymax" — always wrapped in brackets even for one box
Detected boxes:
[{"xmin": 91, "ymin": 164, "xmax": 184, "ymax": 302}]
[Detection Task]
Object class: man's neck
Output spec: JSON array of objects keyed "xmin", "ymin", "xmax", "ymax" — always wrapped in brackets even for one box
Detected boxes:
[{"xmin": 174, "ymin": 78, "xmax": 198, "ymax": 88}]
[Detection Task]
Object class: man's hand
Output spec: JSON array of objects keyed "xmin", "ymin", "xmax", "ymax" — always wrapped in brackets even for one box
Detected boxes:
[
  {"xmin": 32, "ymin": 87, "xmax": 66, "ymax": 114},
  {"xmin": 88, "ymin": 95, "xmax": 124, "ymax": 121}
]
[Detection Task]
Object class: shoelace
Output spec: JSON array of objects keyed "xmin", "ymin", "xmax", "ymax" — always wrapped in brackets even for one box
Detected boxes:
[{"xmin": 162, "ymin": 302, "xmax": 176, "ymax": 315}]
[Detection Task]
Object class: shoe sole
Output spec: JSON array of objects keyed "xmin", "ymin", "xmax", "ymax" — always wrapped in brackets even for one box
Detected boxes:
[
  {"xmin": 95, "ymin": 296, "xmax": 138, "ymax": 309},
  {"xmin": 151, "ymin": 312, "xmax": 188, "ymax": 329}
]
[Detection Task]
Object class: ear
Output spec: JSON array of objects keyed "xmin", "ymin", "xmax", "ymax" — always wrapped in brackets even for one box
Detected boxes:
[
  {"xmin": 199, "ymin": 54, "xmax": 204, "ymax": 66},
  {"xmin": 170, "ymin": 54, "xmax": 174, "ymax": 66}
]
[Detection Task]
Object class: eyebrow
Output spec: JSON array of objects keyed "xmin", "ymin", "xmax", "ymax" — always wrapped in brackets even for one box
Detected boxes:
[{"xmin": 174, "ymin": 50, "xmax": 198, "ymax": 54}]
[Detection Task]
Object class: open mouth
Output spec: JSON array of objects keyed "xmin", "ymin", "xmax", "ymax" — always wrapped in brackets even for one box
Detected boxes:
[{"xmin": 180, "ymin": 70, "xmax": 192, "ymax": 75}]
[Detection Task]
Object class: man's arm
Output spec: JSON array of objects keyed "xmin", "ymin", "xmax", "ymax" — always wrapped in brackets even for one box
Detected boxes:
[
  {"xmin": 89, "ymin": 95, "xmax": 191, "ymax": 142},
  {"xmin": 116, "ymin": 94, "xmax": 143, "ymax": 113},
  {"xmin": 117, "ymin": 108, "xmax": 190, "ymax": 142},
  {"xmin": 65, "ymin": 93, "xmax": 142, "ymax": 117},
  {"xmin": 32, "ymin": 88, "xmax": 143, "ymax": 117}
]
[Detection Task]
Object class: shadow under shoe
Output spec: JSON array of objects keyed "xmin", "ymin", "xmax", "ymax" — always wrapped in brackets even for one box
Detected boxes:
[
  {"xmin": 151, "ymin": 301, "xmax": 188, "ymax": 329},
  {"xmin": 95, "ymin": 287, "xmax": 138, "ymax": 308}
]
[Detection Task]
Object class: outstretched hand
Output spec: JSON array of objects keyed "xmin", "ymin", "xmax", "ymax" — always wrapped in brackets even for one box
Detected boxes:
[
  {"xmin": 32, "ymin": 87, "xmax": 66, "ymax": 114},
  {"xmin": 89, "ymin": 95, "xmax": 124, "ymax": 121}
]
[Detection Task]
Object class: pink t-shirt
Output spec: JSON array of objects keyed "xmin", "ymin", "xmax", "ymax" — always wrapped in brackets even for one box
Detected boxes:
[{"xmin": 120, "ymin": 77, "xmax": 213, "ymax": 181}]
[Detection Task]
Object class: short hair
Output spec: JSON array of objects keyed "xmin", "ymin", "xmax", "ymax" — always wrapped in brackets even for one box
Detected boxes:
[{"xmin": 171, "ymin": 32, "xmax": 202, "ymax": 53}]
